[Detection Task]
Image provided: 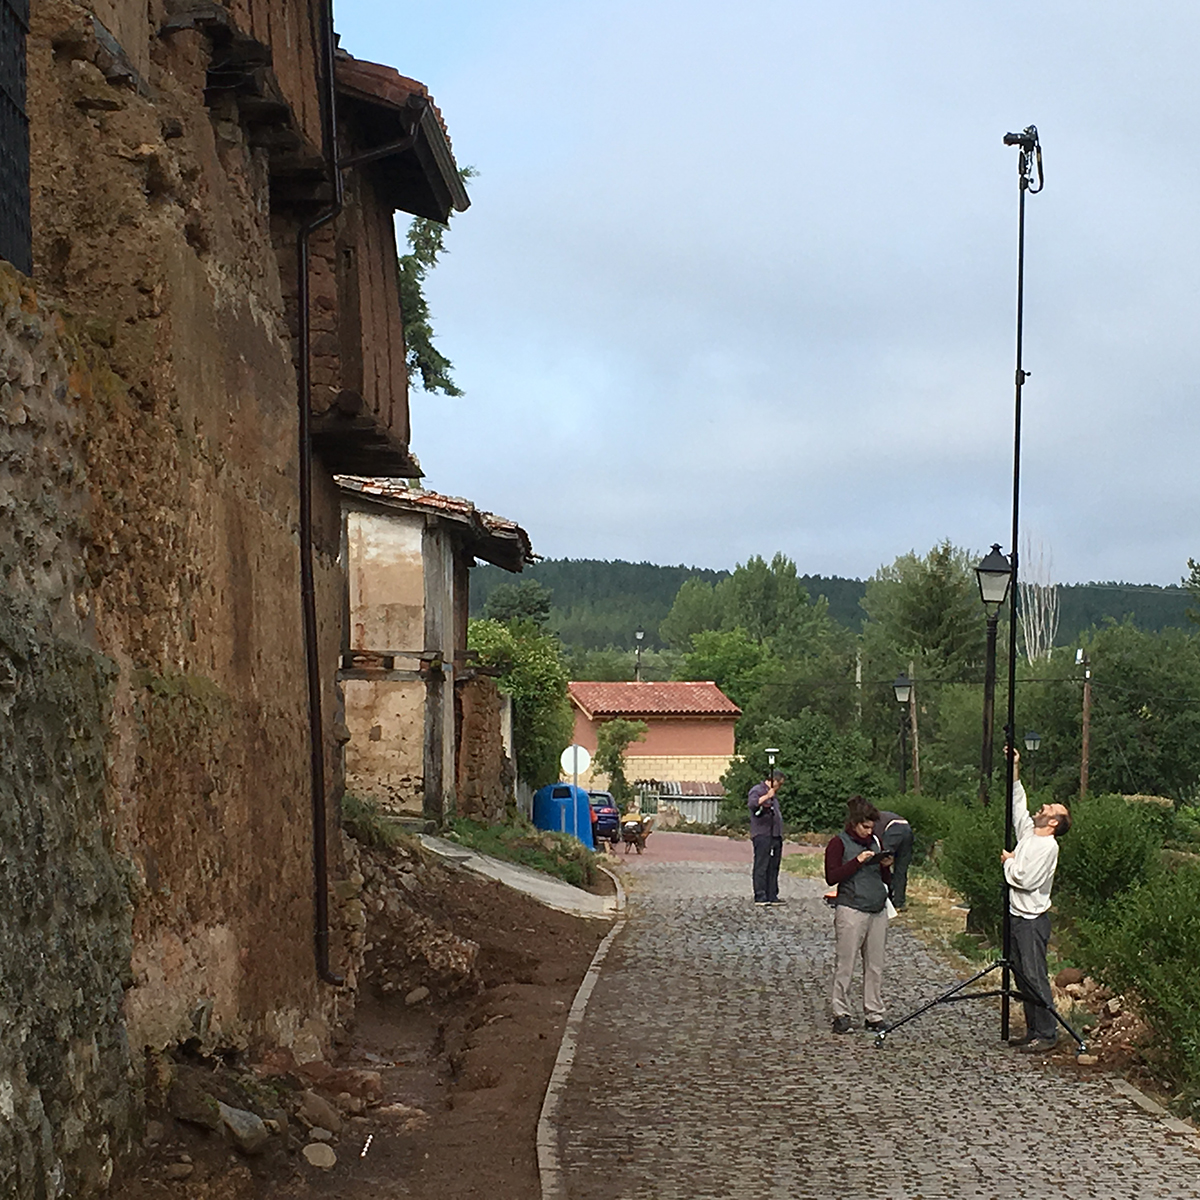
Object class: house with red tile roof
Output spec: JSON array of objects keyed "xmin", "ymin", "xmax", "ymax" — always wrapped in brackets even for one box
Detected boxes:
[{"xmin": 567, "ymin": 682, "xmax": 741, "ymax": 803}]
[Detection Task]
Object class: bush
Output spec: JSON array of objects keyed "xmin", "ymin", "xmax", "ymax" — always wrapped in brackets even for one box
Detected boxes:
[
  {"xmin": 448, "ymin": 818, "xmax": 599, "ymax": 888},
  {"xmin": 1075, "ymin": 862, "xmax": 1200, "ymax": 1096},
  {"xmin": 1055, "ymin": 793, "xmax": 1163, "ymax": 919},
  {"xmin": 939, "ymin": 803, "xmax": 1006, "ymax": 942},
  {"xmin": 884, "ymin": 793, "xmax": 969, "ymax": 866}
]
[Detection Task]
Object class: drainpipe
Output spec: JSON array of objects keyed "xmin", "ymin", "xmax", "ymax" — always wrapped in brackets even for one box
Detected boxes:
[{"xmin": 297, "ymin": 0, "xmax": 344, "ymax": 986}]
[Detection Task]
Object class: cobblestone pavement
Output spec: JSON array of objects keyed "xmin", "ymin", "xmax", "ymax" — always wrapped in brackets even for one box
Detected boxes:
[{"xmin": 555, "ymin": 861, "xmax": 1200, "ymax": 1199}]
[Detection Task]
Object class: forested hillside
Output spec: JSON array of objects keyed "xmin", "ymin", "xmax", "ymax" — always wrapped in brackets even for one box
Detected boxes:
[{"xmin": 470, "ymin": 559, "xmax": 1194, "ymax": 650}]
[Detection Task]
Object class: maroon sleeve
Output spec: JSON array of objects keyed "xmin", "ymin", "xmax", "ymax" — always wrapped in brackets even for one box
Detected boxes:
[{"xmin": 825, "ymin": 837, "xmax": 862, "ymax": 886}]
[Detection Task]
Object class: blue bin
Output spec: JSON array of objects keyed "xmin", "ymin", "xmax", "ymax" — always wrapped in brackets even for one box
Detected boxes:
[{"xmin": 532, "ymin": 783, "xmax": 595, "ymax": 850}]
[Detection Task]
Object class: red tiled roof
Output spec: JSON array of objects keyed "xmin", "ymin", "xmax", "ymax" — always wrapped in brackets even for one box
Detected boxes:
[{"xmin": 568, "ymin": 681, "xmax": 741, "ymax": 719}]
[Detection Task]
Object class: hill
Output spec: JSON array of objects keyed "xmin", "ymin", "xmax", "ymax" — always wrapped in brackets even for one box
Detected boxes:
[{"xmin": 469, "ymin": 559, "xmax": 1196, "ymax": 650}]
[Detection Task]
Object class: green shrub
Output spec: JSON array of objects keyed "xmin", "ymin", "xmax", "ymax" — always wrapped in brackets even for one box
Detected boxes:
[
  {"xmin": 884, "ymin": 794, "xmax": 968, "ymax": 866},
  {"xmin": 448, "ymin": 818, "xmax": 599, "ymax": 888},
  {"xmin": 939, "ymin": 802, "xmax": 1006, "ymax": 942},
  {"xmin": 1166, "ymin": 802, "xmax": 1200, "ymax": 851},
  {"xmin": 342, "ymin": 792, "xmax": 403, "ymax": 849},
  {"xmin": 1055, "ymin": 793, "xmax": 1163, "ymax": 919},
  {"xmin": 1075, "ymin": 862, "xmax": 1200, "ymax": 1095}
]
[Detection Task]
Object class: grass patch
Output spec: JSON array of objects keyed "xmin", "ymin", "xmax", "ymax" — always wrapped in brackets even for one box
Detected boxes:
[
  {"xmin": 447, "ymin": 817, "xmax": 601, "ymax": 888},
  {"xmin": 342, "ymin": 792, "xmax": 405, "ymax": 850},
  {"xmin": 782, "ymin": 852, "xmax": 826, "ymax": 878}
]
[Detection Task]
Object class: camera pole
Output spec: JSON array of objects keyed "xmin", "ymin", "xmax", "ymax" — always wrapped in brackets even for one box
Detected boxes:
[
  {"xmin": 999, "ymin": 123, "xmax": 1043, "ymax": 1041},
  {"xmin": 876, "ymin": 128, "xmax": 1085, "ymax": 1057}
]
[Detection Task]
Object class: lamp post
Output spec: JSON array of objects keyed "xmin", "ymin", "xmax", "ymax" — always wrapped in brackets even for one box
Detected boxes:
[
  {"xmin": 1023, "ymin": 729, "xmax": 1041, "ymax": 792},
  {"xmin": 893, "ymin": 673, "xmax": 912, "ymax": 793},
  {"xmin": 634, "ymin": 626, "xmax": 645, "ymax": 682},
  {"xmin": 975, "ymin": 544, "xmax": 1013, "ymax": 805}
]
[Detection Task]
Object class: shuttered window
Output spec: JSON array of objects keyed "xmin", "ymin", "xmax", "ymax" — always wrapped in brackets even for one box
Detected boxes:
[{"xmin": 0, "ymin": 0, "xmax": 31, "ymax": 276}]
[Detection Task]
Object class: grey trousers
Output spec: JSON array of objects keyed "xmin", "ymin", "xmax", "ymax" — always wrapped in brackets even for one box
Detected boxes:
[
  {"xmin": 831, "ymin": 905, "xmax": 888, "ymax": 1022},
  {"xmin": 1011, "ymin": 911, "xmax": 1057, "ymax": 1041}
]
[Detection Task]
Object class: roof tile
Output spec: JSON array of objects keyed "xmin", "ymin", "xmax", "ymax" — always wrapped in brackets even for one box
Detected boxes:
[{"xmin": 568, "ymin": 681, "xmax": 741, "ymax": 719}]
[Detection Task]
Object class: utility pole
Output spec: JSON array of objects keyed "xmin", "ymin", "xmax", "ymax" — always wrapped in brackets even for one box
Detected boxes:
[
  {"xmin": 855, "ymin": 648, "xmax": 863, "ymax": 723},
  {"xmin": 1077, "ymin": 647, "xmax": 1091, "ymax": 799}
]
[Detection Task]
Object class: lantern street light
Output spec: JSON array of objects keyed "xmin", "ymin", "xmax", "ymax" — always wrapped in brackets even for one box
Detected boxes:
[
  {"xmin": 893, "ymin": 673, "xmax": 912, "ymax": 793},
  {"xmin": 1023, "ymin": 729, "xmax": 1041, "ymax": 791},
  {"xmin": 634, "ymin": 627, "xmax": 645, "ymax": 682},
  {"xmin": 975, "ymin": 544, "xmax": 1013, "ymax": 805}
]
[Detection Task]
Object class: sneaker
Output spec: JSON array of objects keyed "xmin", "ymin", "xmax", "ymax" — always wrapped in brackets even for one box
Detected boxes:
[
  {"xmin": 865, "ymin": 1019, "xmax": 888, "ymax": 1032},
  {"xmin": 1015, "ymin": 1037, "xmax": 1058, "ymax": 1054},
  {"xmin": 1007, "ymin": 1033, "xmax": 1037, "ymax": 1047},
  {"xmin": 754, "ymin": 900, "xmax": 770, "ymax": 907},
  {"xmin": 832, "ymin": 1015, "xmax": 853, "ymax": 1035},
  {"xmin": 766, "ymin": 898, "xmax": 787, "ymax": 906}
]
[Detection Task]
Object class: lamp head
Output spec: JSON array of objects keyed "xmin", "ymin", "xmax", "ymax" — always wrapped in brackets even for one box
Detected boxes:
[
  {"xmin": 893, "ymin": 673, "xmax": 912, "ymax": 705},
  {"xmin": 1024, "ymin": 730, "xmax": 1042, "ymax": 753},
  {"xmin": 975, "ymin": 544, "xmax": 1013, "ymax": 611},
  {"xmin": 635, "ymin": 627, "xmax": 645, "ymax": 643}
]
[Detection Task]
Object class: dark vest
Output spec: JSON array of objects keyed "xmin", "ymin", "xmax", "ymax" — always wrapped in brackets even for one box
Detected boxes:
[{"xmin": 835, "ymin": 831, "xmax": 888, "ymax": 913}]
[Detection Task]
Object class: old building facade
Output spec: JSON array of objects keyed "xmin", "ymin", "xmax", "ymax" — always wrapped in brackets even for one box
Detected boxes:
[{"xmin": 0, "ymin": 0, "xmax": 465, "ymax": 1193}]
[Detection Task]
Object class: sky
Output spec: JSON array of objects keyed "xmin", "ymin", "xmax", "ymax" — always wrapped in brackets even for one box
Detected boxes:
[{"xmin": 333, "ymin": 1, "xmax": 1200, "ymax": 585}]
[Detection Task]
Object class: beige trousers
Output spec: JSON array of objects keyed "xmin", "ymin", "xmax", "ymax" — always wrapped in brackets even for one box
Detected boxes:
[{"xmin": 831, "ymin": 905, "xmax": 888, "ymax": 1022}]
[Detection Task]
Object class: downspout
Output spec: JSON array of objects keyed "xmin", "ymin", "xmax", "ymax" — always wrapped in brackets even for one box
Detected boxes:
[{"xmin": 297, "ymin": 0, "xmax": 344, "ymax": 986}]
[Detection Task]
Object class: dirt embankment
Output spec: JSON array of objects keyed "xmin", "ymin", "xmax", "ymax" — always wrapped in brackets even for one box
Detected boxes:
[{"xmin": 109, "ymin": 838, "xmax": 610, "ymax": 1200}]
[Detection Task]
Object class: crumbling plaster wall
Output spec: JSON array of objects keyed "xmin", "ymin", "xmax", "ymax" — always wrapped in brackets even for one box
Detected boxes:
[{"xmin": 0, "ymin": 0, "xmax": 362, "ymax": 1193}]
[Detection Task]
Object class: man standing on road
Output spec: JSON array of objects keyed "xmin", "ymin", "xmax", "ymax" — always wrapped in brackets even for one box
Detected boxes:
[
  {"xmin": 826, "ymin": 796, "xmax": 893, "ymax": 1034},
  {"xmin": 1002, "ymin": 750, "xmax": 1071, "ymax": 1053},
  {"xmin": 874, "ymin": 810, "xmax": 913, "ymax": 911},
  {"xmin": 747, "ymin": 771, "xmax": 785, "ymax": 906}
]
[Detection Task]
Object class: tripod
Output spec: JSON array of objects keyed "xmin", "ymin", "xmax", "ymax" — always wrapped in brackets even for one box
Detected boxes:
[{"xmin": 874, "ymin": 930, "xmax": 1088, "ymax": 1053}]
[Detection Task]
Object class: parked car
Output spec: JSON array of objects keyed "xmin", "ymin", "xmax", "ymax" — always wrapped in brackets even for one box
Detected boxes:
[{"xmin": 588, "ymin": 790, "xmax": 621, "ymax": 844}]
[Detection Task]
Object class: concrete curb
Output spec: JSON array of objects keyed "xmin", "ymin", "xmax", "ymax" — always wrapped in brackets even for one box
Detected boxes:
[
  {"xmin": 1110, "ymin": 1079, "xmax": 1197, "ymax": 1137},
  {"xmin": 537, "ymin": 864, "xmax": 626, "ymax": 1200}
]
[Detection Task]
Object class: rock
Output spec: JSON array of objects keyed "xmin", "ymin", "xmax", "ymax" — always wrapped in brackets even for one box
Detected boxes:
[
  {"xmin": 168, "ymin": 1079, "xmax": 221, "ymax": 1131},
  {"xmin": 308, "ymin": 1127, "xmax": 333, "ymax": 1142},
  {"xmin": 302, "ymin": 1143, "xmax": 337, "ymax": 1169},
  {"xmin": 1055, "ymin": 966, "xmax": 1085, "ymax": 988},
  {"xmin": 143, "ymin": 1119, "xmax": 165, "ymax": 1147},
  {"xmin": 218, "ymin": 1101, "xmax": 270, "ymax": 1155},
  {"xmin": 164, "ymin": 1163, "xmax": 194, "ymax": 1180},
  {"xmin": 1075, "ymin": 1054, "xmax": 1099, "ymax": 1066},
  {"xmin": 1065, "ymin": 982, "xmax": 1086, "ymax": 998},
  {"xmin": 298, "ymin": 1089, "xmax": 342, "ymax": 1135},
  {"xmin": 405, "ymin": 986, "xmax": 430, "ymax": 1006},
  {"xmin": 1106, "ymin": 997, "xmax": 1122, "ymax": 1016}
]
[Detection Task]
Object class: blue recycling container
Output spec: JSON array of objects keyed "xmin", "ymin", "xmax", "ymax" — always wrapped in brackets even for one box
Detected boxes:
[{"xmin": 532, "ymin": 783, "xmax": 595, "ymax": 850}]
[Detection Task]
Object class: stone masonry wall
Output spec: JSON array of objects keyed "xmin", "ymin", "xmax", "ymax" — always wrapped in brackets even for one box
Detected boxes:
[
  {"xmin": 456, "ymin": 676, "xmax": 512, "ymax": 824},
  {"xmin": 0, "ymin": 0, "xmax": 365, "ymax": 1193}
]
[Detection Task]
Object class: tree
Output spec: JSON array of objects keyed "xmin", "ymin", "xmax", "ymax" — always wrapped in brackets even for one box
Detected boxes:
[
  {"xmin": 860, "ymin": 541, "xmax": 986, "ymax": 684},
  {"xmin": 593, "ymin": 718, "xmax": 648, "ymax": 806},
  {"xmin": 659, "ymin": 577, "xmax": 724, "ymax": 650},
  {"xmin": 482, "ymin": 579, "xmax": 553, "ymax": 627},
  {"xmin": 467, "ymin": 618, "xmax": 574, "ymax": 788},
  {"xmin": 1185, "ymin": 557, "xmax": 1200, "ymax": 625},
  {"xmin": 679, "ymin": 628, "xmax": 772, "ymax": 711},
  {"xmin": 1018, "ymin": 537, "xmax": 1060, "ymax": 664},
  {"xmin": 722, "ymin": 713, "xmax": 885, "ymax": 832}
]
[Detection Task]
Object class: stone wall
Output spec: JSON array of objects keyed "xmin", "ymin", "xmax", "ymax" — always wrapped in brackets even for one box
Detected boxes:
[
  {"xmin": 0, "ymin": 0, "xmax": 370, "ymax": 1191},
  {"xmin": 455, "ymin": 676, "xmax": 512, "ymax": 824}
]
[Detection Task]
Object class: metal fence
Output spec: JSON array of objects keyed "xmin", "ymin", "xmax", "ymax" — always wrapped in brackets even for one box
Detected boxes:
[{"xmin": 0, "ymin": 0, "xmax": 31, "ymax": 276}]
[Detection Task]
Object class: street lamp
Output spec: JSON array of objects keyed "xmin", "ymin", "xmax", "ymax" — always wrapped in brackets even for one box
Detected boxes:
[
  {"xmin": 893, "ymin": 673, "xmax": 912, "ymax": 793},
  {"xmin": 975, "ymin": 544, "xmax": 1013, "ymax": 805},
  {"xmin": 1023, "ymin": 729, "xmax": 1041, "ymax": 791},
  {"xmin": 634, "ymin": 626, "xmax": 645, "ymax": 682}
]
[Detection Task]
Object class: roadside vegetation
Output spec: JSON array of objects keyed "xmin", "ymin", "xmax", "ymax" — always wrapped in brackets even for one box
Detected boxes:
[{"xmin": 446, "ymin": 817, "xmax": 603, "ymax": 889}]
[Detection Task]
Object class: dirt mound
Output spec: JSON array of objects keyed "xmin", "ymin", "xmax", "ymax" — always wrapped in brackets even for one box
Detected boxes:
[{"xmin": 109, "ymin": 838, "xmax": 611, "ymax": 1200}]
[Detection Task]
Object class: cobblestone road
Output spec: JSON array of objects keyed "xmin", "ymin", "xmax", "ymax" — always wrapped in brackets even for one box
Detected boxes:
[{"xmin": 554, "ymin": 860, "xmax": 1200, "ymax": 1199}]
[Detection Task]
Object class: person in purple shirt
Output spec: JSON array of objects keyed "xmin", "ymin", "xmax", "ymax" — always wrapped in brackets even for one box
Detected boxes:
[{"xmin": 747, "ymin": 771, "xmax": 786, "ymax": 906}]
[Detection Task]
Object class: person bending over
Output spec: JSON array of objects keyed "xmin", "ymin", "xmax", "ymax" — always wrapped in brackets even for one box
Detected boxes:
[
  {"xmin": 1001, "ymin": 750, "xmax": 1070, "ymax": 1053},
  {"xmin": 874, "ymin": 809, "xmax": 914, "ymax": 911},
  {"xmin": 825, "ymin": 796, "xmax": 893, "ymax": 1034}
]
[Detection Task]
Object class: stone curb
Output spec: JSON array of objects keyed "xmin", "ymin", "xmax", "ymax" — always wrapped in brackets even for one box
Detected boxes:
[
  {"xmin": 1110, "ymin": 1079, "xmax": 1198, "ymax": 1138},
  {"xmin": 537, "ymin": 864, "xmax": 626, "ymax": 1200}
]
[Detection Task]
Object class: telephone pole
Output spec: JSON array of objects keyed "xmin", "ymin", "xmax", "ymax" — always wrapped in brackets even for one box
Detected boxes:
[{"xmin": 1078, "ymin": 648, "xmax": 1091, "ymax": 799}]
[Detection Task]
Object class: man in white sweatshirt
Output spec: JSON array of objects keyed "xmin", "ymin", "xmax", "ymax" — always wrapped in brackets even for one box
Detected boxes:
[{"xmin": 1000, "ymin": 751, "xmax": 1071, "ymax": 1052}]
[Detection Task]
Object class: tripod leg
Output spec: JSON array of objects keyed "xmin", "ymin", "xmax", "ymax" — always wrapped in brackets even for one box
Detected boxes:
[
  {"xmin": 878, "ymin": 960, "xmax": 1006, "ymax": 1040},
  {"xmin": 1005, "ymin": 956, "xmax": 1088, "ymax": 1052}
]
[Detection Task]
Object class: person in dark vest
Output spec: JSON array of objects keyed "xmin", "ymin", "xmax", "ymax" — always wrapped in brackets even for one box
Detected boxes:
[
  {"xmin": 825, "ymin": 796, "xmax": 893, "ymax": 1033},
  {"xmin": 747, "ymin": 770, "xmax": 785, "ymax": 906},
  {"xmin": 874, "ymin": 809, "xmax": 913, "ymax": 911}
]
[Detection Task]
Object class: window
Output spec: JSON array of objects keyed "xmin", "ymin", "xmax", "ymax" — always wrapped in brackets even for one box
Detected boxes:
[{"xmin": 0, "ymin": 0, "xmax": 31, "ymax": 276}]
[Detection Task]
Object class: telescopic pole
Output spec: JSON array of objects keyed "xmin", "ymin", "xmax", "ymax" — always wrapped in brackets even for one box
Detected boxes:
[{"xmin": 1000, "ymin": 125, "xmax": 1042, "ymax": 1042}]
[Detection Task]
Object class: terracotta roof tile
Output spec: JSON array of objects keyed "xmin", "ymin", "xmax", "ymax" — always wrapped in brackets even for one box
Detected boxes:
[{"xmin": 568, "ymin": 681, "xmax": 741, "ymax": 719}]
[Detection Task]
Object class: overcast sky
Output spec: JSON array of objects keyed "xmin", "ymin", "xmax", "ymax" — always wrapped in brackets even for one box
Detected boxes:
[{"xmin": 334, "ymin": 1, "xmax": 1199, "ymax": 585}]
